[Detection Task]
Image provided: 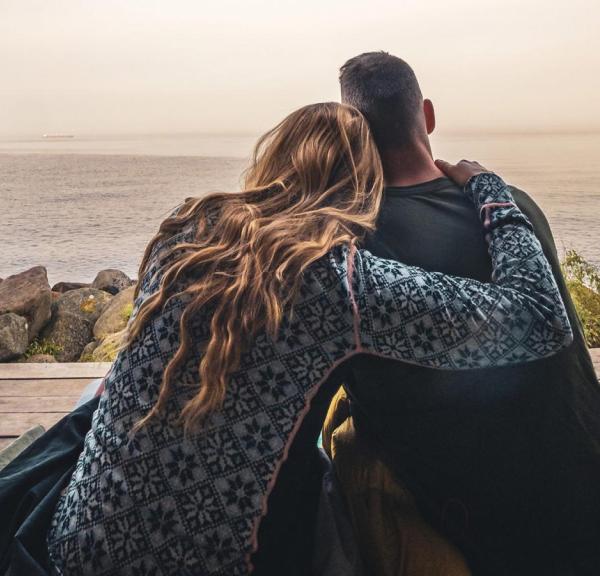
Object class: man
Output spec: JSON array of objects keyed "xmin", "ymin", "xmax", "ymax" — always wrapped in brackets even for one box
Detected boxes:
[{"xmin": 325, "ymin": 51, "xmax": 600, "ymax": 576}]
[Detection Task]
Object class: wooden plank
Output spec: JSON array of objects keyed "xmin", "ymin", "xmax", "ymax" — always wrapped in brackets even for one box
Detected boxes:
[
  {"xmin": 0, "ymin": 396, "xmax": 80, "ymax": 413},
  {"xmin": 0, "ymin": 413, "xmax": 68, "ymax": 436},
  {"xmin": 0, "ymin": 378, "xmax": 94, "ymax": 397},
  {"xmin": 590, "ymin": 348, "xmax": 600, "ymax": 376},
  {"xmin": 0, "ymin": 362, "xmax": 112, "ymax": 380}
]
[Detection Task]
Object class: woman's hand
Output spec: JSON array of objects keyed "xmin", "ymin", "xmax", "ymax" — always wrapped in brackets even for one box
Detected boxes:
[{"xmin": 434, "ymin": 159, "xmax": 491, "ymax": 187}]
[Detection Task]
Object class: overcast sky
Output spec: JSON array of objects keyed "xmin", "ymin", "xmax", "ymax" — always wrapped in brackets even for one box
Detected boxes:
[{"xmin": 1, "ymin": 0, "xmax": 599, "ymax": 136}]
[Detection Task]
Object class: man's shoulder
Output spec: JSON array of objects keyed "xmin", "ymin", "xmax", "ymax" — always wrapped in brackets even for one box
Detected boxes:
[
  {"xmin": 507, "ymin": 184, "xmax": 545, "ymax": 220},
  {"xmin": 506, "ymin": 184, "xmax": 557, "ymax": 254}
]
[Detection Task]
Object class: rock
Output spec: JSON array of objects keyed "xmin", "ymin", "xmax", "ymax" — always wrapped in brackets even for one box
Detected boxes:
[
  {"xmin": 93, "ymin": 285, "xmax": 135, "ymax": 340},
  {"xmin": 91, "ymin": 269, "xmax": 134, "ymax": 295},
  {"xmin": 24, "ymin": 353, "xmax": 57, "ymax": 363},
  {"xmin": 0, "ymin": 313, "xmax": 29, "ymax": 361},
  {"xmin": 41, "ymin": 288, "xmax": 112, "ymax": 361},
  {"xmin": 0, "ymin": 266, "xmax": 52, "ymax": 342},
  {"xmin": 91, "ymin": 331, "xmax": 125, "ymax": 362},
  {"xmin": 52, "ymin": 281, "xmax": 90, "ymax": 294},
  {"xmin": 79, "ymin": 340, "xmax": 99, "ymax": 362}
]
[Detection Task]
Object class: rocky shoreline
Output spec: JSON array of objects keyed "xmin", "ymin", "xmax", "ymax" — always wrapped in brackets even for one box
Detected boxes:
[
  {"xmin": 2, "ymin": 255, "xmax": 599, "ymax": 364},
  {"xmin": 0, "ymin": 266, "xmax": 136, "ymax": 363}
]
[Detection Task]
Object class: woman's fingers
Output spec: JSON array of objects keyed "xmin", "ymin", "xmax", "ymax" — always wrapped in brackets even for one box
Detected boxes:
[
  {"xmin": 434, "ymin": 158, "xmax": 452, "ymax": 172},
  {"xmin": 435, "ymin": 159, "xmax": 490, "ymax": 186}
]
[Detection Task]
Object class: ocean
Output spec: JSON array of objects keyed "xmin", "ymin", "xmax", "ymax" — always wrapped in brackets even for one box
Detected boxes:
[{"xmin": 1, "ymin": 132, "xmax": 599, "ymax": 287}]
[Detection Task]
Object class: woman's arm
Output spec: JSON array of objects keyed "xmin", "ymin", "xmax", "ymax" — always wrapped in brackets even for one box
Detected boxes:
[{"xmin": 350, "ymin": 170, "xmax": 573, "ymax": 369}]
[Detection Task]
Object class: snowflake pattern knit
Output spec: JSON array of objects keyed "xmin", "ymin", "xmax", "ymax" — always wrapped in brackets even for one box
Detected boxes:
[{"xmin": 47, "ymin": 173, "xmax": 572, "ymax": 575}]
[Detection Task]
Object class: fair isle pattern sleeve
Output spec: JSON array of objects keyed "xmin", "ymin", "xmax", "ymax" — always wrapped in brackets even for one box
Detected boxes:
[{"xmin": 352, "ymin": 172, "xmax": 573, "ymax": 368}]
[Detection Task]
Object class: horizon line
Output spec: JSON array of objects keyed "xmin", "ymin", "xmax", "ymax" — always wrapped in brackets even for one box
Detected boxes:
[{"xmin": 1, "ymin": 127, "xmax": 600, "ymax": 141}]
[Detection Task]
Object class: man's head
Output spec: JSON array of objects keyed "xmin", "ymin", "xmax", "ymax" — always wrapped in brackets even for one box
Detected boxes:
[{"xmin": 339, "ymin": 51, "xmax": 435, "ymax": 153}]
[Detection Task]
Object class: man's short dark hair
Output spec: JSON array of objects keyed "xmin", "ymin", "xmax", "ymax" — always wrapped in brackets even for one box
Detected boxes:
[{"xmin": 340, "ymin": 51, "xmax": 423, "ymax": 150}]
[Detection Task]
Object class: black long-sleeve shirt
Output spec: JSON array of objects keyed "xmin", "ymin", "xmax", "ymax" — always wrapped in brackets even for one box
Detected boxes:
[{"xmin": 346, "ymin": 177, "xmax": 600, "ymax": 576}]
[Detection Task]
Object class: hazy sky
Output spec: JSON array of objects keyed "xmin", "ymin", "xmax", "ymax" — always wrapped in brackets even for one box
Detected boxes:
[{"xmin": 1, "ymin": 0, "xmax": 599, "ymax": 136}]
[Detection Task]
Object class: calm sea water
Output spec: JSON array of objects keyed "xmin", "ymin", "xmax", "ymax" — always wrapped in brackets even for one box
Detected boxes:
[{"xmin": 1, "ymin": 132, "xmax": 599, "ymax": 286}]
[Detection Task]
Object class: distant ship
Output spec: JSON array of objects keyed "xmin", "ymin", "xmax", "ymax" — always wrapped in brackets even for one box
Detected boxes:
[{"xmin": 42, "ymin": 134, "xmax": 75, "ymax": 139}]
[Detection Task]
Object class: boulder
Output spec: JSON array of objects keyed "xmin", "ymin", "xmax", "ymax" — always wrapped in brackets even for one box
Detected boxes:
[
  {"xmin": 52, "ymin": 281, "xmax": 90, "ymax": 294},
  {"xmin": 0, "ymin": 266, "xmax": 52, "ymax": 341},
  {"xmin": 0, "ymin": 313, "xmax": 29, "ymax": 361},
  {"xmin": 79, "ymin": 340, "xmax": 99, "ymax": 362},
  {"xmin": 91, "ymin": 331, "xmax": 125, "ymax": 362},
  {"xmin": 24, "ymin": 353, "xmax": 57, "ymax": 363},
  {"xmin": 91, "ymin": 269, "xmax": 134, "ymax": 295},
  {"xmin": 93, "ymin": 285, "xmax": 135, "ymax": 340},
  {"xmin": 41, "ymin": 288, "xmax": 112, "ymax": 361}
]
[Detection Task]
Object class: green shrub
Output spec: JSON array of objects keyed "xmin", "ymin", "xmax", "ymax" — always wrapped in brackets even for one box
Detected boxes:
[
  {"xmin": 561, "ymin": 249, "xmax": 600, "ymax": 348},
  {"xmin": 23, "ymin": 338, "xmax": 63, "ymax": 359}
]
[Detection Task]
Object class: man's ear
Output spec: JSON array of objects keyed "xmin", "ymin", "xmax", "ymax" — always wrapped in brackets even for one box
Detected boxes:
[{"xmin": 423, "ymin": 99, "xmax": 436, "ymax": 135}]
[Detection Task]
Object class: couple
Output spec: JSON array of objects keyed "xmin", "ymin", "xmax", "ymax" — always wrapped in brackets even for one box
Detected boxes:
[{"xmin": 42, "ymin": 52, "xmax": 599, "ymax": 576}]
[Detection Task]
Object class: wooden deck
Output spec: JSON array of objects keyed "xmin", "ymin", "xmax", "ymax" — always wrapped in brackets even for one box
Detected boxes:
[
  {"xmin": 0, "ymin": 362, "xmax": 112, "ymax": 449},
  {"xmin": 1, "ymin": 351, "xmax": 600, "ymax": 450}
]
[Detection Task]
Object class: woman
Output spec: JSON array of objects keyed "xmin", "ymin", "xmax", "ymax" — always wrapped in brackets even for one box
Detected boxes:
[{"xmin": 46, "ymin": 102, "xmax": 571, "ymax": 576}]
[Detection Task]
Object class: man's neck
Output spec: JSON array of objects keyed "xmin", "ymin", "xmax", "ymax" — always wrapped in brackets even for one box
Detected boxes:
[{"xmin": 381, "ymin": 141, "xmax": 446, "ymax": 188}]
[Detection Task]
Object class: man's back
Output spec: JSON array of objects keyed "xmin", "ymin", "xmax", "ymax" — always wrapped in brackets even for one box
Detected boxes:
[{"xmin": 346, "ymin": 177, "xmax": 600, "ymax": 575}]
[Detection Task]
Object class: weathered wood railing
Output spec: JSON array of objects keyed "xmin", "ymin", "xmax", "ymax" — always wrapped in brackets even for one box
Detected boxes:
[
  {"xmin": 0, "ymin": 362, "xmax": 111, "ymax": 449},
  {"xmin": 1, "ymin": 350, "xmax": 599, "ymax": 449}
]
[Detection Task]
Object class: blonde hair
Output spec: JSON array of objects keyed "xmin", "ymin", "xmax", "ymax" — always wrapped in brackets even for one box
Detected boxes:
[{"xmin": 124, "ymin": 102, "xmax": 384, "ymax": 433}]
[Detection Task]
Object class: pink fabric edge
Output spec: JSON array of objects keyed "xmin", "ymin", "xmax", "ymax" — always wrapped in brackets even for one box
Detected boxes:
[
  {"xmin": 95, "ymin": 379, "xmax": 105, "ymax": 397},
  {"xmin": 95, "ymin": 363, "xmax": 116, "ymax": 397},
  {"xmin": 346, "ymin": 243, "xmax": 364, "ymax": 352},
  {"xmin": 244, "ymin": 350, "xmax": 359, "ymax": 573},
  {"xmin": 245, "ymin": 243, "xmax": 364, "ymax": 573},
  {"xmin": 479, "ymin": 202, "xmax": 515, "ymax": 229}
]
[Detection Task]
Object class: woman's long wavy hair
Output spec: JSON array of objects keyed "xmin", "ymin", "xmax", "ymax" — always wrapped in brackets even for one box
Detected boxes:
[{"xmin": 124, "ymin": 102, "xmax": 384, "ymax": 433}]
